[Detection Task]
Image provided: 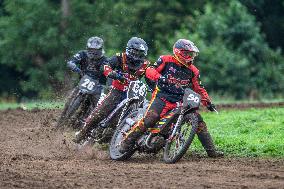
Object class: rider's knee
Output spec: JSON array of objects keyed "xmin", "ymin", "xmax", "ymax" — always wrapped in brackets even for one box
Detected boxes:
[{"xmin": 143, "ymin": 110, "xmax": 160, "ymax": 129}]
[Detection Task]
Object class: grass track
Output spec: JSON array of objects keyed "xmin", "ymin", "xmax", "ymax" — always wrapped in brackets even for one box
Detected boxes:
[
  {"xmin": 0, "ymin": 101, "xmax": 64, "ymax": 110},
  {"xmin": 191, "ymin": 107, "xmax": 284, "ymax": 157}
]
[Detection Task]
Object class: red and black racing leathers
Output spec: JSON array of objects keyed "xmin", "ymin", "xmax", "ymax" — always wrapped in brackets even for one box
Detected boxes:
[
  {"xmin": 132, "ymin": 55, "xmax": 211, "ymax": 131},
  {"xmin": 146, "ymin": 55, "xmax": 211, "ymax": 105},
  {"xmin": 103, "ymin": 53, "xmax": 149, "ymax": 91},
  {"xmin": 121, "ymin": 55, "xmax": 223, "ymax": 157},
  {"xmin": 77, "ymin": 52, "xmax": 150, "ymax": 138}
]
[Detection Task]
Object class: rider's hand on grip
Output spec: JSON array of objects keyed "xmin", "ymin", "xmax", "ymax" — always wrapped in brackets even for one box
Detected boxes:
[
  {"xmin": 108, "ymin": 71, "xmax": 127, "ymax": 83},
  {"xmin": 73, "ymin": 67, "xmax": 83, "ymax": 76}
]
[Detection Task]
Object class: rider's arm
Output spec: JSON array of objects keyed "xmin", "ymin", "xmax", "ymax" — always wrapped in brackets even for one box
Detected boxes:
[
  {"xmin": 145, "ymin": 56, "xmax": 166, "ymax": 81},
  {"xmin": 190, "ymin": 65, "xmax": 211, "ymax": 106},
  {"xmin": 101, "ymin": 55, "xmax": 122, "ymax": 80},
  {"xmin": 67, "ymin": 51, "xmax": 85, "ymax": 74}
]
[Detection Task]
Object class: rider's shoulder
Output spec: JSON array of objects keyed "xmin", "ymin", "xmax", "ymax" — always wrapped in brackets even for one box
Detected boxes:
[
  {"xmin": 114, "ymin": 52, "xmax": 123, "ymax": 62},
  {"xmin": 72, "ymin": 50, "xmax": 87, "ymax": 61},
  {"xmin": 159, "ymin": 55, "xmax": 175, "ymax": 63},
  {"xmin": 107, "ymin": 53, "xmax": 122, "ymax": 66},
  {"xmin": 77, "ymin": 50, "xmax": 88, "ymax": 57},
  {"xmin": 78, "ymin": 50, "xmax": 87, "ymax": 55},
  {"xmin": 108, "ymin": 53, "xmax": 121, "ymax": 61}
]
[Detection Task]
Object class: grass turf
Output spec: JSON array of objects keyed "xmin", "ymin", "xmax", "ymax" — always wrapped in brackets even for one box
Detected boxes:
[
  {"xmin": 0, "ymin": 101, "xmax": 64, "ymax": 110},
  {"xmin": 190, "ymin": 107, "xmax": 284, "ymax": 157}
]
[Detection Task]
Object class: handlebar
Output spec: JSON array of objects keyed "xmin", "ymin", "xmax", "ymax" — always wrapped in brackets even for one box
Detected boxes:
[{"xmin": 212, "ymin": 107, "xmax": 219, "ymax": 114}]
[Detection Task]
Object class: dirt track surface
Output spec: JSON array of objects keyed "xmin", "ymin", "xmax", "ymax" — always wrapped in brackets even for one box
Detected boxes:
[{"xmin": 0, "ymin": 109, "xmax": 283, "ymax": 189}]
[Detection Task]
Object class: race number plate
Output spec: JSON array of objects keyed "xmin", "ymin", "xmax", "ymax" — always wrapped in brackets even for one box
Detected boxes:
[
  {"xmin": 183, "ymin": 88, "xmax": 201, "ymax": 109},
  {"xmin": 78, "ymin": 75, "xmax": 100, "ymax": 94},
  {"xmin": 127, "ymin": 80, "xmax": 147, "ymax": 101}
]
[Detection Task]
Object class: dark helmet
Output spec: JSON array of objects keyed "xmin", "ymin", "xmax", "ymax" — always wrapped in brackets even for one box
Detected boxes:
[
  {"xmin": 86, "ymin": 36, "xmax": 105, "ymax": 60},
  {"xmin": 173, "ymin": 39, "xmax": 199, "ymax": 67},
  {"xmin": 125, "ymin": 37, "xmax": 148, "ymax": 70}
]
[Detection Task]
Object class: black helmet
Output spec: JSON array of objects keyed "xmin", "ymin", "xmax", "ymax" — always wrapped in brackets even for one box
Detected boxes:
[
  {"xmin": 86, "ymin": 36, "xmax": 105, "ymax": 60},
  {"xmin": 126, "ymin": 37, "xmax": 148, "ymax": 70}
]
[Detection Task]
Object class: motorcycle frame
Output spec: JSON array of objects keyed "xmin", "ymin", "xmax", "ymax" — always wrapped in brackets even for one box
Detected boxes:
[{"xmin": 98, "ymin": 96, "xmax": 144, "ymax": 129}]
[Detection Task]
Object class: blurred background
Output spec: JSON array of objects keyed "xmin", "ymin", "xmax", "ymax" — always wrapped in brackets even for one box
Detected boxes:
[{"xmin": 0, "ymin": 0, "xmax": 283, "ymax": 104}]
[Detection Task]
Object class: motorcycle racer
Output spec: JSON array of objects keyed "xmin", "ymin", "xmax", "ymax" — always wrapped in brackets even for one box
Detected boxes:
[
  {"xmin": 120, "ymin": 39, "xmax": 223, "ymax": 158},
  {"xmin": 67, "ymin": 36, "xmax": 107, "ymax": 84},
  {"xmin": 74, "ymin": 37, "xmax": 150, "ymax": 142},
  {"xmin": 58, "ymin": 37, "xmax": 108, "ymax": 127}
]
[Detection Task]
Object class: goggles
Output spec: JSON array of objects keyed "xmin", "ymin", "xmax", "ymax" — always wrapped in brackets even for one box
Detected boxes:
[
  {"xmin": 180, "ymin": 50, "xmax": 198, "ymax": 59},
  {"xmin": 87, "ymin": 48, "xmax": 103, "ymax": 55},
  {"xmin": 126, "ymin": 48, "xmax": 146, "ymax": 60}
]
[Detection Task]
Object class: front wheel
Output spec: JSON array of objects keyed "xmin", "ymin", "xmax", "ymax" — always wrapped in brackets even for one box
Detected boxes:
[
  {"xmin": 109, "ymin": 110, "xmax": 139, "ymax": 161},
  {"xmin": 57, "ymin": 92, "xmax": 83, "ymax": 129},
  {"xmin": 163, "ymin": 113, "xmax": 199, "ymax": 164}
]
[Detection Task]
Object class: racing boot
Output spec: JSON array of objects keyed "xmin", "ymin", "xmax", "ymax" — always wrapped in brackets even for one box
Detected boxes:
[
  {"xmin": 119, "ymin": 126, "xmax": 144, "ymax": 153},
  {"xmin": 197, "ymin": 130, "xmax": 224, "ymax": 158}
]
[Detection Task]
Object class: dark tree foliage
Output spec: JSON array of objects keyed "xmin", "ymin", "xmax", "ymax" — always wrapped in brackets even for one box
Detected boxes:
[
  {"xmin": 182, "ymin": 1, "xmax": 284, "ymax": 99},
  {"xmin": 0, "ymin": 0, "xmax": 283, "ymax": 100},
  {"xmin": 241, "ymin": 0, "xmax": 284, "ymax": 50}
]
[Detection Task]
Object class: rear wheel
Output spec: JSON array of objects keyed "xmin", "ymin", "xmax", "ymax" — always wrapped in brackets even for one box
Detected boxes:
[
  {"xmin": 109, "ymin": 110, "xmax": 139, "ymax": 161},
  {"xmin": 163, "ymin": 113, "xmax": 199, "ymax": 164}
]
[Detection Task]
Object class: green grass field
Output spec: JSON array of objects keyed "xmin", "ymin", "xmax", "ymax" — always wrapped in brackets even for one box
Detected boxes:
[
  {"xmin": 191, "ymin": 107, "xmax": 284, "ymax": 158},
  {"xmin": 0, "ymin": 101, "xmax": 64, "ymax": 110}
]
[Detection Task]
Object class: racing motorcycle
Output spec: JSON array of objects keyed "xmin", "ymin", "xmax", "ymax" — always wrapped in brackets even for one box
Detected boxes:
[
  {"xmin": 57, "ymin": 74, "xmax": 105, "ymax": 129},
  {"xmin": 75, "ymin": 80, "xmax": 148, "ymax": 146},
  {"xmin": 110, "ymin": 88, "xmax": 211, "ymax": 164}
]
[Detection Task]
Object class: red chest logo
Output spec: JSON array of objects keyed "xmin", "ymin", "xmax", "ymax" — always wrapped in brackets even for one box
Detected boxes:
[{"xmin": 167, "ymin": 74, "xmax": 190, "ymax": 86}]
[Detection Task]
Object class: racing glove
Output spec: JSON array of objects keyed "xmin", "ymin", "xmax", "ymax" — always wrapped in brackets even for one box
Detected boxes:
[
  {"xmin": 207, "ymin": 102, "xmax": 217, "ymax": 112},
  {"xmin": 67, "ymin": 61, "xmax": 83, "ymax": 76},
  {"xmin": 108, "ymin": 71, "xmax": 127, "ymax": 83},
  {"xmin": 74, "ymin": 67, "xmax": 82, "ymax": 73},
  {"xmin": 73, "ymin": 67, "xmax": 84, "ymax": 77}
]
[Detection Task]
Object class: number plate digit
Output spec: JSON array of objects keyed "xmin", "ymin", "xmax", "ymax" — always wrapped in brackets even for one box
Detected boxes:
[{"xmin": 81, "ymin": 79, "xmax": 90, "ymax": 87}]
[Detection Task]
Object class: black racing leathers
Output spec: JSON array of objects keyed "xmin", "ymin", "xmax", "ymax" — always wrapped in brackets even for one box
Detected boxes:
[
  {"xmin": 67, "ymin": 50, "xmax": 107, "ymax": 85},
  {"xmin": 120, "ymin": 55, "xmax": 223, "ymax": 157}
]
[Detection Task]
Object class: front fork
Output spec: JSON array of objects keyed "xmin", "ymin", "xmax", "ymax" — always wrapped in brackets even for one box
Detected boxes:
[
  {"xmin": 168, "ymin": 114, "xmax": 184, "ymax": 141},
  {"xmin": 116, "ymin": 97, "xmax": 140, "ymax": 127}
]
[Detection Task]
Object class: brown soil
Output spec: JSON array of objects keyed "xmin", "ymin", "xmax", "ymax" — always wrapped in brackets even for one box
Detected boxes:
[{"xmin": 0, "ymin": 109, "xmax": 283, "ymax": 189}]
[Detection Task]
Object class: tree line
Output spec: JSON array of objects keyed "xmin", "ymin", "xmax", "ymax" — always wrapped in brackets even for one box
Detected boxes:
[{"xmin": 0, "ymin": 0, "xmax": 283, "ymax": 100}]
